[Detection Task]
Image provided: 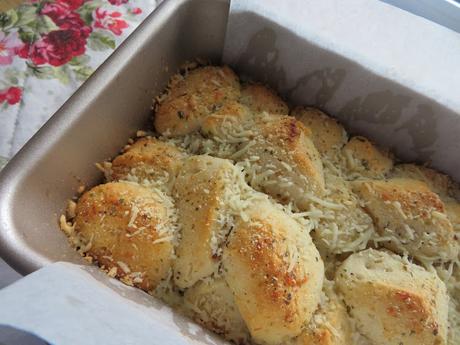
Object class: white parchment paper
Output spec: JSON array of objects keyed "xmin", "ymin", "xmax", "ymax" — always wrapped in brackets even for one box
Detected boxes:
[
  {"xmin": 1, "ymin": 0, "xmax": 460, "ymax": 344},
  {"xmin": 0, "ymin": 262, "xmax": 226, "ymax": 345},
  {"xmin": 224, "ymin": 0, "xmax": 460, "ymax": 181}
]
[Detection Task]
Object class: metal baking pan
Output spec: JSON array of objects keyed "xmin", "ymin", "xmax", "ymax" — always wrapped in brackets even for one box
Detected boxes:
[
  {"xmin": 0, "ymin": 0, "xmax": 230, "ymax": 275},
  {"xmin": 1, "ymin": 0, "xmax": 459, "ymax": 277}
]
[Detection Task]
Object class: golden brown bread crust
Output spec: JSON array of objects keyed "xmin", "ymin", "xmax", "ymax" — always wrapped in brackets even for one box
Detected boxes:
[
  {"xmin": 352, "ymin": 178, "xmax": 458, "ymax": 261},
  {"xmin": 173, "ymin": 156, "xmax": 238, "ymax": 289},
  {"xmin": 336, "ymin": 249, "xmax": 449, "ymax": 345},
  {"xmin": 223, "ymin": 202, "xmax": 324, "ymax": 345},
  {"xmin": 240, "ymin": 83, "xmax": 289, "ymax": 115},
  {"xmin": 110, "ymin": 137, "xmax": 186, "ymax": 186},
  {"xmin": 292, "ymin": 106, "xmax": 347, "ymax": 159},
  {"xmin": 74, "ymin": 182, "xmax": 174, "ymax": 291},
  {"xmin": 154, "ymin": 66, "xmax": 240, "ymax": 136},
  {"xmin": 342, "ymin": 136, "xmax": 393, "ymax": 178}
]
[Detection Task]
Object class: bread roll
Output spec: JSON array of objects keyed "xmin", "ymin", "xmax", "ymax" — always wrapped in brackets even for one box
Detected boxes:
[
  {"xmin": 352, "ymin": 178, "xmax": 459, "ymax": 261},
  {"xmin": 240, "ymin": 83, "xmax": 288, "ymax": 115},
  {"xmin": 199, "ymin": 105, "xmax": 325, "ymax": 210},
  {"xmin": 291, "ymin": 282, "xmax": 353, "ymax": 345},
  {"xmin": 336, "ymin": 249, "xmax": 449, "ymax": 345},
  {"xmin": 223, "ymin": 201, "xmax": 324, "ymax": 344},
  {"xmin": 200, "ymin": 101, "xmax": 253, "ymax": 142},
  {"xmin": 154, "ymin": 66, "xmax": 240, "ymax": 136},
  {"xmin": 392, "ymin": 165, "xmax": 460, "ymax": 238},
  {"xmin": 74, "ymin": 181, "xmax": 175, "ymax": 291},
  {"xmin": 292, "ymin": 107, "xmax": 347, "ymax": 159},
  {"xmin": 391, "ymin": 164, "xmax": 454, "ymax": 198},
  {"xmin": 184, "ymin": 278, "xmax": 250, "ymax": 344},
  {"xmin": 173, "ymin": 155, "xmax": 242, "ymax": 288},
  {"xmin": 110, "ymin": 137, "xmax": 186, "ymax": 188},
  {"xmin": 311, "ymin": 174, "xmax": 374, "ymax": 256},
  {"xmin": 241, "ymin": 115, "xmax": 325, "ymax": 209},
  {"xmin": 342, "ymin": 136, "xmax": 393, "ymax": 178}
]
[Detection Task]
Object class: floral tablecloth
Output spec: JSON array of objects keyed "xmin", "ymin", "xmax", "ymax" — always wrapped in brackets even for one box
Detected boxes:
[{"xmin": 0, "ymin": 0, "xmax": 161, "ymax": 159}]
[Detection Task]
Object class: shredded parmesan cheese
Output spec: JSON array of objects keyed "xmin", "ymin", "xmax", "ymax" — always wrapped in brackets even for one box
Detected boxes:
[
  {"xmin": 59, "ymin": 214, "xmax": 75, "ymax": 236},
  {"xmin": 117, "ymin": 261, "xmax": 131, "ymax": 274}
]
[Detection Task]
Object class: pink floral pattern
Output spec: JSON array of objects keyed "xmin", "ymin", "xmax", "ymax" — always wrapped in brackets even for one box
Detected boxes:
[
  {"xmin": 131, "ymin": 7, "xmax": 142, "ymax": 15},
  {"xmin": 59, "ymin": 0, "xmax": 86, "ymax": 10},
  {"xmin": 30, "ymin": 29, "xmax": 90, "ymax": 66},
  {"xmin": 0, "ymin": 0, "xmax": 159, "ymax": 159},
  {"xmin": 0, "ymin": 0, "xmax": 146, "ymax": 107},
  {"xmin": 0, "ymin": 86, "xmax": 22, "ymax": 105},
  {"xmin": 0, "ymin": 31, "xmax": 24, "ymax": 65},
  {"xmin": 93, "ymin": 8, "xmax": 128, "ymax": 36},
  {"xmin": 108, "ymin": 0, "xmax": 129, "ymax": 5},
  {"xmin": 40, "ymin": 2, "xmax": 90, "ymax": 32}
]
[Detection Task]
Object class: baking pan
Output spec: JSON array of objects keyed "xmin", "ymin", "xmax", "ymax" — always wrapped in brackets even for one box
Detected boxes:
[
  {"xmin": 0, "ymin": 0, "xmax": 230, "ymax": 275},
  {"xmin": 1, "ymin": 0, "xmax": 459, "ymax": 278}
]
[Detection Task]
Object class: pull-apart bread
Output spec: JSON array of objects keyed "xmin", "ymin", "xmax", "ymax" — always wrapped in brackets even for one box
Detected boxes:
[{"xmin": 61, "ymin": 65, "xmax": 460, "ymax": 345}]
